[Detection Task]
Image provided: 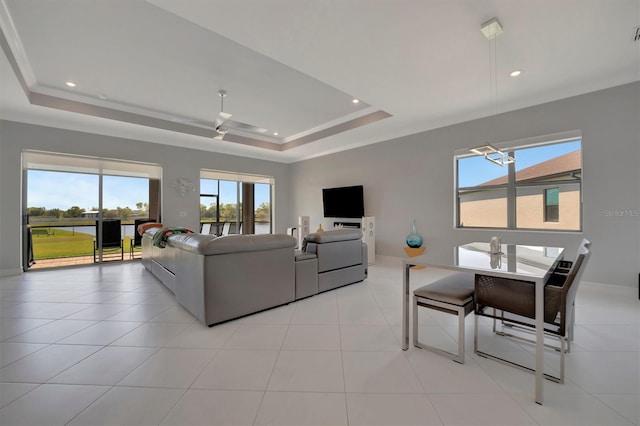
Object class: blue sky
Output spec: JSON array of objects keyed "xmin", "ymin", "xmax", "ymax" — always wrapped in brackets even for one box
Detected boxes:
[
  {"xmin": 458, "ymin": 140, "xmax": 581, "ymax": 187},
  {"xmin": 28, "ymin": 172, "xmax": 269, "ymax": 210}
]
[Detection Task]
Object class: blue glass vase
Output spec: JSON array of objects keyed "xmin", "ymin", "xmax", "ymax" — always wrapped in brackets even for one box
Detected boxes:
[{"xmin": 406, "ymin": 220, "xmax": 423, "ymax": 248}]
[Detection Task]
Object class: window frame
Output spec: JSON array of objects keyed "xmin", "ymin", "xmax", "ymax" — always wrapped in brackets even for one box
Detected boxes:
[{"xmin": 454, "ymin": 132, "xmax": 582, "ymax": 232}]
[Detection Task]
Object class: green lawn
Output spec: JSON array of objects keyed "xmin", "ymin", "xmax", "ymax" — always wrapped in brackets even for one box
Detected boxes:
[{"xmin": 32, "ymin": 228, "xmax": 133, "ymax": 259}]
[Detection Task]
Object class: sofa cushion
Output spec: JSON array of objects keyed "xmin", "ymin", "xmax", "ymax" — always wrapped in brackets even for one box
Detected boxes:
[
  {"xmin": 169, "ymin": 233, "xmax": 296, "ymax": 255},
  {"xmin": 304, "ymin": 229, "xmax": 362, "ymax": 244}
]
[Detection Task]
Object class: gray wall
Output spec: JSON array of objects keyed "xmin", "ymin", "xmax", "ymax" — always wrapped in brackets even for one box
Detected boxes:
[
  {"xmin": 290, "ymin": 82, "xmax": 640, "ymax": 287},
  {"xmin": 0, "ymin": 121, "xmax": 291, "ymax": 275}
]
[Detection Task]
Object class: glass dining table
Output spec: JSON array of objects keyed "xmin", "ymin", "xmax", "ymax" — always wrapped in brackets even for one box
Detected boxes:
[{"xmin": 402, "ymin": 242, "xmax": 565, "ymax": 405}]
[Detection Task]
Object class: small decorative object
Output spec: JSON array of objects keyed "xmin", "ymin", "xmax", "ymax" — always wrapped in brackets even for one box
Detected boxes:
[
  {"xmin": 316, "ymin": 224, "xmax": 324, "ymax": 232},
  {"xmin": 406, "ymin": 219, "xmax": 423, "ymax": 248},
  {"xmin": 171, "ymin": 177, "xmax": 195, "ymax": 196},
  {"xmin": 489, "ymin": 236, "xmax": 502, "ymax": 254},
  {"xmin": 490, "ymin": 252, "xmax": 502, "ymax": 269}
]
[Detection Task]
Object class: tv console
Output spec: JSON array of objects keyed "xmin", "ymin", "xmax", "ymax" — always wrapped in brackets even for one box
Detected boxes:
[{"xmin": 333, "ymin": 221, "xmax": 361, "ymax": 228}]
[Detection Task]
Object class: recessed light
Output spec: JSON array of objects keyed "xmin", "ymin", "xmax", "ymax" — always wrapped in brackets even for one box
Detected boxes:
[
  {"xmin": 65, "ymin": 81, "xmax": 76, "ymax": 87},
  {"xmin": 352, "ymin": 99, "xmax": 360, "ymax": 104},
  {"xmin": 273, "ymin": 132, "xmax": 279, "ymax": 136},
  {"xmin": 98, "ymin": 94, "xmax": 108, "ymax": 100},
  {"xmin": 509, "ymin": 70, "xmax": 522, "ymax": 77}
]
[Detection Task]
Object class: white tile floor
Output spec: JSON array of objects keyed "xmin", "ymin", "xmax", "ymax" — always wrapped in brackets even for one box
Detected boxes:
[{"xmin": 0, "ymin": 256, "xmax": 637, "ymax": 425}]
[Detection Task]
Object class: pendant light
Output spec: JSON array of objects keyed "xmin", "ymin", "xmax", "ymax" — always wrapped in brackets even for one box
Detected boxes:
[{"xmin": 471, "ymin": 18, "xmax": 515, "ymax": 167}]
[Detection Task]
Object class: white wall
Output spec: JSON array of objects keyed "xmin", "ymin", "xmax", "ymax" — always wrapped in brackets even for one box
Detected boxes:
[
  {"xmin": 0, "ymin": 121, "xmax": 291, "ymax": 275},
  {"xmin": 290, "ymin": 82, "xmax": 640, "ymax": 287}
]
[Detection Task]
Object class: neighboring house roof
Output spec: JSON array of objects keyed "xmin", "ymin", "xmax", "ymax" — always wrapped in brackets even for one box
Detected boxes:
[{"xmin": 480, "ymin": 150, "xmax": 581, "ymax": 186}]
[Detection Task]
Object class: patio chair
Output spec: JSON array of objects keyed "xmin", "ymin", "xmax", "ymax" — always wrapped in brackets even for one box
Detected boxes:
[
  {"xmin": 130, "ymin": 219, "xmax": 154, "ymax": 258},
  {"xmin": 210, "ymin": 221, "xmax": 225, "ymax": 236},
  {"xmin": 227, "ymin": 221, "xmax": 242, "ymax": 235},
  {"xmin": 474, "ymin": 245, "xmax": 591, "ymax": 383},
  {"xmin": 94, "ymin": 219, "xmax": 124, "ymax": 262},
  {"xmin": 200, "ymin": 223, "xmax": 212, "ymax": 234}
]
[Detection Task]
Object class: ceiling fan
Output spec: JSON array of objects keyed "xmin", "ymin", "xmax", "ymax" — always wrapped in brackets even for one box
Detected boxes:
[{"xmin": 209, "ymin": 90, "xmax": 268, "ymax": 140}]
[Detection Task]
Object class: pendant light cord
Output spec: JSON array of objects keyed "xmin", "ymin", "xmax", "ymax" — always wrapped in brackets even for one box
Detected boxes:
[{"xmin": 489, "ymin": 36, "xmax": 498, "ymax": 116}]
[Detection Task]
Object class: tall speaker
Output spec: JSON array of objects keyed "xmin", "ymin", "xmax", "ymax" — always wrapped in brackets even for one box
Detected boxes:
[
  {"xmin": 361, "ymin": 216, "xmax": 375, "ymax": 264},
  {"xmin": 298, "ymin": 216, "xmax": 310, "ymax": 250}
]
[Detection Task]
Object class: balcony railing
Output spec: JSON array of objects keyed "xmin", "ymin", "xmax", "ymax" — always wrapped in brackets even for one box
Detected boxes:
[{"xmin": 28, "ymin": 220, "xmax": 141, "ymax": 269}]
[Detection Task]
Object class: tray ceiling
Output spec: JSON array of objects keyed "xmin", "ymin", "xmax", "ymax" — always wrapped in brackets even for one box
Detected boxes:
[{"xmin": 1, "ymin": 0, "xmax": 638, "ymax": 163}]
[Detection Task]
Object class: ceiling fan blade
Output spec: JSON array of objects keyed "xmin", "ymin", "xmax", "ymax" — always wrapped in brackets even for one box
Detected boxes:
[
  {"xmin": 187, "ymin": 119, "xmax": 216, "ymax": 129},
  {"xmin": 213, "ymin": 125, "xmax": 228, "ymax": 141},
  {"xmin": 214, "ymin": 112, "xmax": 232, "ymax": 128},
  {"xmin": 225, "ymin": 119, "xmax": 268, "ymax": 134}
]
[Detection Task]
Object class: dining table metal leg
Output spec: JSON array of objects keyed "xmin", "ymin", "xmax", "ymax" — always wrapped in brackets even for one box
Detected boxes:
[
  {"xmin": 402, "ymin": 262, "xmax": 411, "ymax": 350},
  {"xmin": 535, "ymin": 278, "xmax": 544, "ymax": 404}
]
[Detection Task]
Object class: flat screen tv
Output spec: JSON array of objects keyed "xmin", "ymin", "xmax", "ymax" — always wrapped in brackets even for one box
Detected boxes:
[{"xmin": 322, "ymin": 185, "xmax": 365, "ymax": 218}]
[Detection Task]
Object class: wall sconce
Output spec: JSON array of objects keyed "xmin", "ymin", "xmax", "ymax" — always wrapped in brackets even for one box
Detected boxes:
[{"xmin": 470, "ymin": 144, "xmax": 515, "ymax": 167}]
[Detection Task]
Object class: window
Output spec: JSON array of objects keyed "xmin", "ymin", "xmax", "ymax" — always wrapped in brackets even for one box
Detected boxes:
[
  {"xmin": 456, "ymin": 134, "xmax": 582, "ymax": 231},
  {"xmin": 254, "ymin": 183, "xmax": 272, "ymax": 234},
  {"xmin": 200, "ymin": 170, "xmax": 273, "ymax": 235},
  {"xmin": 544, "ymin": 188, "xmax": 559, "ymax": 222}
]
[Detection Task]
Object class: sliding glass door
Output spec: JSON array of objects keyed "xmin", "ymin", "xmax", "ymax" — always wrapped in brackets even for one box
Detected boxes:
[
  {"xmin": 22, "ymin": 151, "xmax": 161, "ymax": 269},
  {"xmin": 200, "ymin": 170, "xmax": 273, "ymax": 235},
  {"xmin": 26, "ymin": 170, "xmax": 99, "ymax": 267}
]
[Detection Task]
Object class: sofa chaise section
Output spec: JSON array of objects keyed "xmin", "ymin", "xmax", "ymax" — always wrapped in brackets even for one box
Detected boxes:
[
  {"xmin": 302, "ymin": 229, "xmax": 368, "ymax": 292},
  {"xmin": 170, "ymin": 233, "xmax": 296, "ymax": 326}
]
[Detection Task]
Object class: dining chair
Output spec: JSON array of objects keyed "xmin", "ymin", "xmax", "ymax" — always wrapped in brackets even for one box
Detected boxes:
[
  {"xmin": 554, "ymin": 238, "xmax": 591, "ymax": 275},
  {"xmin": 548, "ymin": 238, "xmax": 591, "ymax": 345},
  {"xmin": 413, "ymin": 272, "xmax": 475, "ymax": 363},
  {"xmin": 473, "ymin": 245, "xmax": 591, "ymax": 383}
]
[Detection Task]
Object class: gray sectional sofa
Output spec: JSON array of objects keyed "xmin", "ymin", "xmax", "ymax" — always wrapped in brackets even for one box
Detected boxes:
[
  {"xmin": 303, "ymin": 229, "xmax": 369, "ymax": 293},
  {"xmin": 141, "ymin": 228, "xmax": 367, "ymax": 326}
]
